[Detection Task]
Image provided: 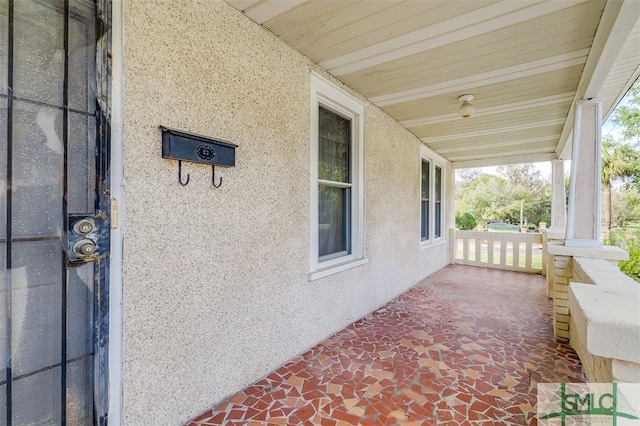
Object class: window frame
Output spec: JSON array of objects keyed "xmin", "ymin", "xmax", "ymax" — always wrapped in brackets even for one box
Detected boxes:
[
  {"xmin": 420, "ymin": 146, "xmax": 446, "ymax": 246},
  {"xmin": 310, "ymin": 73, "xmax": 366, "ymax": 280},
  {"xmin": 434, "ymin": 164, "xmax": 443, "ymax": 240}
]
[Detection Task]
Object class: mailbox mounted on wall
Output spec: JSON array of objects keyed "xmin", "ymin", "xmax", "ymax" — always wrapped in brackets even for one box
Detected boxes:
[{"xmin": 161, "ymin": 126, "xmax": 238, "ymax": 187}]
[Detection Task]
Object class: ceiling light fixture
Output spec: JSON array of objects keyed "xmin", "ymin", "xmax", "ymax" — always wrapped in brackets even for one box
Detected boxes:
[{"xmin": 458, "ymin": 94, "xmax": 475, "ymax": 118}]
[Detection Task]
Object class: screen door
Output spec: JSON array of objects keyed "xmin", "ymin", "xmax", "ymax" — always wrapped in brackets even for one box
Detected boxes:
[{"xmin": 0, "ymin": 0, "xmax": 110, "ymax": 424}]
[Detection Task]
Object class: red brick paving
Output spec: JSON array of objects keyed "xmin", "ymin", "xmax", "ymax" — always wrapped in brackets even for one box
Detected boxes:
[{"xmin": 188, "ymin": 265, "xmax": 584, "ymax": 425}]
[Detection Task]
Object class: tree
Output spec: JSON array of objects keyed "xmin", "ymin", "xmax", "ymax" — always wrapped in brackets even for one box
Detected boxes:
[
  {"xmin": 611, "ymin": 79, "xmax": 640, "ymax": 143},
  {"xmin": 496, "ymin": 164, "xmax": 543, "ymax": 188},
  {"xmin": 456, "ymin": 167, "xmax": 551, "ymax": 228},
  {"xmin": 457, "ymin": 174, "xmax": 512, "ymax": 225},
  {"xmin": 611, "ymin": 187, "xmax": 640, "ymax": 228},
  {"xmin": 601, "ymin": 139, "xmax": 640, "ymax": 232},
  {"xmin": 457, "ymin": 169, "xmax": 482, "ymax": 188},
  {"xmin": 495, "ymin": 164, "xmax": 551, "ymax": 227}
]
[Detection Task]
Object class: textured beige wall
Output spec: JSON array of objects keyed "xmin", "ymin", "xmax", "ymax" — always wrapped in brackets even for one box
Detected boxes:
[{"xmin": 121, "ymin": 1, "xmax": 450, "ymax": 424}]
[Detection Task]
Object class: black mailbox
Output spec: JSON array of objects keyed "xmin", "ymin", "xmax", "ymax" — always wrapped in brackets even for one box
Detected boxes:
[
  {"xmin": 161, "ymin": 126, "xmax": 237, "ymax": 167},
  {"xmin": 161, "ymin": 126, "xmax": 238, "ymax": 187}
]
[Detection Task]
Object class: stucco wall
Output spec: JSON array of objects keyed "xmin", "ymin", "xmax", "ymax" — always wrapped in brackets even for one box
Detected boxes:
[{"xmin": 121, "ymin": 1, "xmax": 450, "ymax": 424}]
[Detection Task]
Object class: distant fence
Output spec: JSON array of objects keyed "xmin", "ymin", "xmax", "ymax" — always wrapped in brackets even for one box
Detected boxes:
[{"xmin": 450, "ymin": 229, "xmax": 543, "ymax": 274}]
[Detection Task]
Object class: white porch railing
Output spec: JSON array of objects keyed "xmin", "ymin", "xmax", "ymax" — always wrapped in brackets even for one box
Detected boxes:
[{"xmin": 450, "ymin": 229, "xmax": 543, "ymax": 273}]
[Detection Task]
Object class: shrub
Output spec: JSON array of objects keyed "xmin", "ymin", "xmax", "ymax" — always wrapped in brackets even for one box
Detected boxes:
[
  {"xmin": 620, "ymin": 248, "xmax": 640, "ymax": 282},
  {"xmin": 606, "ymin": 228, "xmax": 640, "ymax": 283},
  {"xmin": 455, "ymin": 212, "xmax": 477, "ymax": 230}
]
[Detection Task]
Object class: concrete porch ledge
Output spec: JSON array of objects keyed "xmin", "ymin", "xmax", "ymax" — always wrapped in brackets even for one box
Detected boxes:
[
  {"xmin": 568, "ymin": 257, "xmax": 640, "ymax": 382},
  {"xmin": 573, "ymin": 256, "xmax": 638, "ymax": 286},
  {"xmin": 542, "ymin": 227, "xmax": 566, "ymax": 241},
  {"xmin": 541, "ymin": 227, "xmax": 566, "ymax": 292},
  {"xmin": 569, "ymin": 281, "xmax": 640, "ymax": 364},
  {"xmin": 547, "ymin": 243, "xmax": 629, "ymax": 260},
  {"xmin": 546, "ymin": 245, "xmax": 628, "ymax": 343}
]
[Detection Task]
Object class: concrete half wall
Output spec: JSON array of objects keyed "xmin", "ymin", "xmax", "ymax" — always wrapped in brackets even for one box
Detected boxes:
[{"xmin": 120, "ymin": 1, "xmax": 450, "ymax": 424}]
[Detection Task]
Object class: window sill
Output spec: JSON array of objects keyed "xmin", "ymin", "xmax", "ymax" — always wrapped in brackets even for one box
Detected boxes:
[
  {"xmin": 420, "ymin": 239, "xmax": 448, "ymax": 250},
  {"xmin": 309, "ymin": 257, "xmax": 369, "ymax": 281}
]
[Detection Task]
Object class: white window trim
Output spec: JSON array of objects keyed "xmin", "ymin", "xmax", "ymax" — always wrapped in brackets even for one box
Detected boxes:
[
  {"xmin": 309, "ymin": 73, "xmax": 366, "ymax": 280},
  {"xmin": 420, "ymin": 145, "xmax": 446, "ymax": 247}
]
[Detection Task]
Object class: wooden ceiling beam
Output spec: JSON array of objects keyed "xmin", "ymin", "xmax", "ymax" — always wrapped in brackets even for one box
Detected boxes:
[
  {"xmin": 371, "ymin": 50, "xmax": 588, "ymax": 107},
  {"xmin": 401, "ymin": 93, "xmax": 574, "ymax": 128},
  {"xmin": 321, "ymin": 0, "xmax": 587, "ymax": 76},
  {"xmin": 421, "ymin": 119, "xmax": 565, "ymax": 144},
  {"xmin": 452, "ymin": 153, "xmax": 558, "ymax": 169}
]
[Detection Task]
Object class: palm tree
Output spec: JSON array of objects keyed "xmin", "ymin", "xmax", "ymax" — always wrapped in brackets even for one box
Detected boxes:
[{"xmin": 601, "ymin": 139, "xmax": 640, "ymax": 235}]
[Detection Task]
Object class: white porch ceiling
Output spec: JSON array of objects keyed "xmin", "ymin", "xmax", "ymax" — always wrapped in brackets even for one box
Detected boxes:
[{"xmin": 226, "ymin": 0, "xmax": 640, "ymax": 168}]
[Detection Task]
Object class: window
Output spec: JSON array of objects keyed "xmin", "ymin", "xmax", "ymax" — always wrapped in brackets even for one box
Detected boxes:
[
  {"xmin": 421, "ymin": 148, "xmax": 446, "ymax": 244},
  {"xmin": 310, "ymin": 73, "xmax": 366, "ymax": 279},
  {"xmin": 421, "ymin": 160, "xmax": 430, "ymax": 241},
  {"xmin": 318, "ymin": 107, "xmax": 351, "ymax": 260}
]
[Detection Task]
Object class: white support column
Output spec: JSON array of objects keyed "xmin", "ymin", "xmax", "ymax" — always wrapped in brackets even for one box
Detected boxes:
[
  {"xmin": 447, "ymin": 166, "xmax": 456, "ymax": 233},
  {"xmin": 551, "ymin": 160, "xmax": 566, "ymax": 229},
  {"xmin": 566, "ymin": 99, "xmax": 602, "ymax": 248}
]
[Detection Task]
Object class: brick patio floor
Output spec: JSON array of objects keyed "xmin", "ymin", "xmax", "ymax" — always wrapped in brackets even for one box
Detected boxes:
[{"xmin": 188, "ymin": 265, "xmax": 585, "ymax": 425}]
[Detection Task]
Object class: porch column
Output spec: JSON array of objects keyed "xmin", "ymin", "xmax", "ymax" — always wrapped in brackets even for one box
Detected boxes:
[
  {"xmin": 447, "ymin": 166, "xmax": 456, "ymax": 228},
  {"xmin": 565, "ymin": 99, "xmax": 602, "ymax": 248},
  {"xmin": 550, "ymin": 160, "xmax": 566, "ymax": 229},
  {"xmin": 448, "ymin": 166, "xmax": 457, "ymax": 264}
]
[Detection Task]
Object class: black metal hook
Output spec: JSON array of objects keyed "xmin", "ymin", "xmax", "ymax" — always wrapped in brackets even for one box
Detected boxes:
[
  {"xmin": 212, "ymin": 165, "xmax": 223, "ymax": 188},
  {"xmin": 178, "ymin": 160, "xmax": 190, "ymax": 186}
]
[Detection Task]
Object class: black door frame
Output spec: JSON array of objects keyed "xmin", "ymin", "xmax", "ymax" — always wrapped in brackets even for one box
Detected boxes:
[{"xmin": 94, "ymin": 1, "xmax": 112, "ymax": 424}]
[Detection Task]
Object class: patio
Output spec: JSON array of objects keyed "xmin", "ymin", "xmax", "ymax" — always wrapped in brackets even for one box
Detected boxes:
[{"xmin": 188, "ymin": 265, "xmax": 584, "ymax": 425}]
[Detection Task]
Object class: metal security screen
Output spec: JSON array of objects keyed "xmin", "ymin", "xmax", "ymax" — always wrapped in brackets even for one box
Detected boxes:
[{"xmin": 0, "ymin": 0, "xmax": 109, "ymax": 424}]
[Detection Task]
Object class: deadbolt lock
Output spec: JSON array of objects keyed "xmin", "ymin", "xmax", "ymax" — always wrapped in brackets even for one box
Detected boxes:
[
  {"xmin": 73, "ymin": 218, "xmax": 95, "ymax": 235},
  {"xmin": 73, "ymin": 239, "xmax": 97, "ymax": 257},
  {"xmin": 67, "ymin": 213, "xmax": 108, "ymax": 264}
]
